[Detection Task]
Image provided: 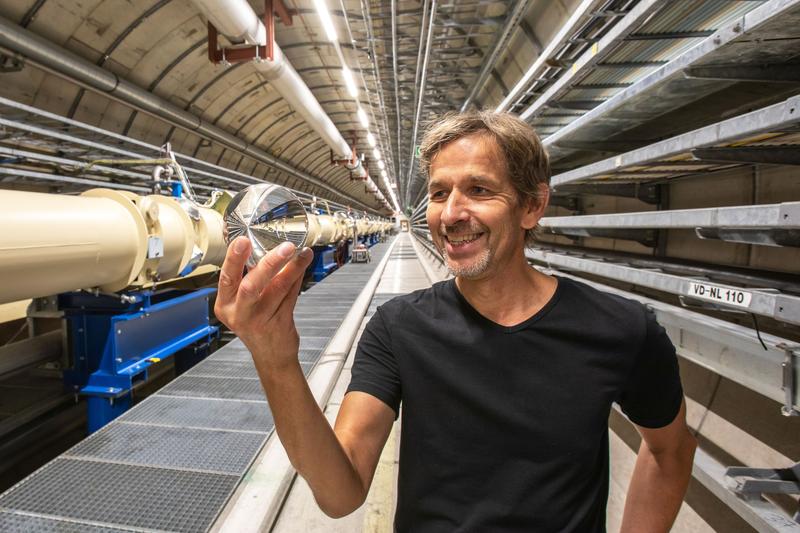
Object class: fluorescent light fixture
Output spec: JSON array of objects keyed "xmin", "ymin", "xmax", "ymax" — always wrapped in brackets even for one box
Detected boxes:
[
  {"xmin": 366, "ymin": 132, "xmax": 376, "ymax": 147},
  {"xmin": 342, "ymin": 67, "xmax": 358, "ymax": 98},
  {"xmin": 313, "ymin": 0, "xmax": 338, "ymax": 42},
  {"xmin": 357, "ymin": 107, "xmax": 369, "ymax": 128},
  {"xmin": 373, "ymin": 148, "xmax": 381, "ymax": 160},
  {"xmin": 378, "ymin": 160, "xmax": 386, "ymax": 170}
]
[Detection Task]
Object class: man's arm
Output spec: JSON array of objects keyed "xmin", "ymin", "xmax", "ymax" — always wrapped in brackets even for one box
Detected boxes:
[
  {"xmin": 620, "ymin": 399, "xmax": 697, "ymax": 533},
  {"xmin": 214, "ymin": 238, "xmax": 394, "ymax": 518}
]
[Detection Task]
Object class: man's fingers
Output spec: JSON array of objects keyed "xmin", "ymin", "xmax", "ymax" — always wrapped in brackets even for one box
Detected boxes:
[
  {"xmin": 258, "ymin": 247, "xmax": 314, "ymax": 317},
  {"xmin": 218, "ymin": 237, "xmax": 250, "ymax": 305},
  {"xmin": 238, "ymin": 241, "xmax": 296, "ymax": 305},
  {"xmin": 275, "ymin": 263, "xmax": 306, "ymax": 320}
]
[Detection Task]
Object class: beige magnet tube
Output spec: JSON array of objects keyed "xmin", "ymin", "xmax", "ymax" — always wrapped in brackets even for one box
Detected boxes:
[
  {"xmin": 147, "ymin": 195, "xmax": 195, "ymax": 279},
  {"xmin": 316, "ymin": 214, "xmax": 338, "ymax": 245},
  {"xmin": 197, "ymin": 206, "xmax": 227, "ymax": 268},
  {"xmin": 0, "ymin": 188, "xmax": 146, "ymax": 304},
  {"xmin": 305, "ymin": 214, "xmax": 322, "ymax": 248}
]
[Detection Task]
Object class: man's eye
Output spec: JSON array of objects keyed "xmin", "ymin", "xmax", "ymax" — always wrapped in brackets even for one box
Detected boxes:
[
  {"xmin": 429, "ymin": 190, "xmax": 446, "ymax": 200},
  {"xmin": 472, "ymin": 186, "xmax": 488, "ymax": 194}
]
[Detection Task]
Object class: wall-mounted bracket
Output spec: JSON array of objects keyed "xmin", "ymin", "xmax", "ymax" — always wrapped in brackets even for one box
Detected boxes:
[
  {"xmin": 207, "ymin": 0, "xmax": 294, "ymax": 64},
  {"xmin": 778, "ymin": 344, "xmax": 800, "ymax": 417}
]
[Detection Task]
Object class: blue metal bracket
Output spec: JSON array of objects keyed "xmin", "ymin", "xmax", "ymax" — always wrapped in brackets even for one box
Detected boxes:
[
  {"xmin": 311, "ymin": 245, "xmax": 338, "ymax": 282},
  {"xmin": 61, "ymin": 287, "xmax": 218, "ymax": 432}
]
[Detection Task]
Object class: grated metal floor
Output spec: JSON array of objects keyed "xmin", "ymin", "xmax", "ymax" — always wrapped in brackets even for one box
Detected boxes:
[{"xmin": 0, "ymin": 240, "xmax": 394, "ymax": 532}]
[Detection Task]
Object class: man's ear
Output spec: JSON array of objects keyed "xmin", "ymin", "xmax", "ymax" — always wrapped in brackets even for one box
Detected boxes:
[{"xmin": 520, "ymin": 183, "xmax": 550, "ymax": 231}]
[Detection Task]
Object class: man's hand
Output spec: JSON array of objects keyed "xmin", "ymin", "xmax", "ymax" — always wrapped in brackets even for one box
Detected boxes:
[
  {"xmin": 214, "ymin": 236, "xmax": 314, "ymax": 369},
  {"xmin": 213, "ymin": 236, "xmax": 394, "ymax": 518}
]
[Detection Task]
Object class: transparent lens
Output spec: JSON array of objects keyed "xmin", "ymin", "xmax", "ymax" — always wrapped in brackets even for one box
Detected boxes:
[{"xmin": 224, "ymin": 184, "xmax": 309, "ymax": 268}]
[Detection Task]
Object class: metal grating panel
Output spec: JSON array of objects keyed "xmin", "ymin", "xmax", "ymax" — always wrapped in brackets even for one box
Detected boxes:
[
  {"xmin": 0, "ymin": 459, "xmax": 238, "ymax": 533},
  {"xmin": 64, "ymin": 422, "xmax": 266, "ymax": 474},
  {"xmin": 185, "ymin": 360, "xmax": 259, "ymax": 379},
  {"xmin": 298, "ymin": 348, "xmax": 324, "ymax": 363},
  {"xmin": 157, "ymin": 376, "xmax": 266, "ymax": 402},
  {"xmin": 295, "ymin": 318, "xmax": 342, "ymax": 329},
  {"xmin": 0, "ymin": 511, "xmax": 135, "ymax": 533},
  {"xmin": 295, "ymin": 326, "xmax": 338, "ymax": 338},
  {"xmin": 210, "ymin": 349, "xmax": 253, "ymax": 362},
  {"xmin": 0, "ymin": 240, "xmax": 396, "ymax": 532},
  {"xmin": 119, "ymin": 396, "xmax": 273, "ymax": 433}
]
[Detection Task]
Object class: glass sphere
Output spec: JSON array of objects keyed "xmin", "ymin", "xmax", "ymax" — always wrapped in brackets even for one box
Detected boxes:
[{"xmin": 224, "ymin": 184, "xmax": 309, "ymax": 268}]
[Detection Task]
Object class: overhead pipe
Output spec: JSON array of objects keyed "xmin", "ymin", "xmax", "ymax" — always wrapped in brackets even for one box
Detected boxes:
[
  {"xmin": 405, "ymin": 0, "xmax": 438, "ymax": 207},
  {"xmin": 0, "ymin": 15, "xmax": 379, "ymax": 213},
  {"xmin": 192, "ymin": 0, "xmax": 375, "ymax": 175}
]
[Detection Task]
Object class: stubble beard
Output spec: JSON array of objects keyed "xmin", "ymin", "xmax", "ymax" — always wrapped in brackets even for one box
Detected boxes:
[
  {"xmin": 445, "ymin": 246, "xmax": 491, "ymax": 279},
  {"xmin": 436, "ymin": 222, "xmax": 492, "ymax": 279}
]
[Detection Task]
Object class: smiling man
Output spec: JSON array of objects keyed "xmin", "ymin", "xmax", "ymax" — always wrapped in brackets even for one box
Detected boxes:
[{"xmin": 215, "ymin": 111, "xmax": 697, "ymax": 533}]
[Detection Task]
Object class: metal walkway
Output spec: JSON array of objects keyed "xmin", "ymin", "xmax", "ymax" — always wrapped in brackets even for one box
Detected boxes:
[
  {"xmin": 0, "ymin": 240, "xmax": 395, "ymax": 533},
  {"xmin": 271, "ymin": 233, "xmax": 433, "ymax": 533}
]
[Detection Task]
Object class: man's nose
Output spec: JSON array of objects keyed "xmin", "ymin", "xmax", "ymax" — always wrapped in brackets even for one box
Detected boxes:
[{"xmin": 441, "ymin": 191, "xmax": 469, "ymax": 226}]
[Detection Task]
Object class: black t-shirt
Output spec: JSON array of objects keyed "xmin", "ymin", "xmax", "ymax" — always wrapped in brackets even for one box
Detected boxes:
[{"xmin": 347, "ymin": 276, "xmax": 683, "ymax": 532}]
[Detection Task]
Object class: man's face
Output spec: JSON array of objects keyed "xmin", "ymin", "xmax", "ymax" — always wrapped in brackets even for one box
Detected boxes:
[{"xmin": 425, "ymin": 134, "xmax": 541, "ymax": 280}]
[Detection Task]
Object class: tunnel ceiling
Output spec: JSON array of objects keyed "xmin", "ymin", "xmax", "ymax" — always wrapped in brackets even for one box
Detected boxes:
[{"xmin": 0, "ymin": 0, "xmax": 571, "ymax": 213}]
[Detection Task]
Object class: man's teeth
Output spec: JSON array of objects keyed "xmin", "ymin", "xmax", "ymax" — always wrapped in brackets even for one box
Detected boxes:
[{"xmin": 447, "ymin": 233, "xmax": 481, "ymax": 243}]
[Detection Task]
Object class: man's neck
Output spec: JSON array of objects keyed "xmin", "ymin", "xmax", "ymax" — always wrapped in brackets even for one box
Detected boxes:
[{"xmin": 455, "ymin": 255, "xmax": 557, "ymax": 327}]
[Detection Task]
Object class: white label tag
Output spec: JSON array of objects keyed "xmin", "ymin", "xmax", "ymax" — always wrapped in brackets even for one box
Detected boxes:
[
  {"xmin": 687, "ymin": 282, "xmax": 752, "ymax": 309},
  {"xmin": 147, "ymin": 236, "xmax": 164, "ymax": 259}
]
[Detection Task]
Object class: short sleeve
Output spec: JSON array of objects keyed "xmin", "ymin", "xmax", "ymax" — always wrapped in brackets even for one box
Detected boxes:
[
  {"xmin": 617, "ymin": 307, "xmax": 683, "ymax": 428},
  {"xmin": 346, "ymin": 306, "xmax": 402, "ymax": 417}
]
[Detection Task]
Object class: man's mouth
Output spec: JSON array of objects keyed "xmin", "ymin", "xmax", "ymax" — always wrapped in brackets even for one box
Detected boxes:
[{"xmin": 444, "ymin": 232, "xmax": 484, "ymax": 246}]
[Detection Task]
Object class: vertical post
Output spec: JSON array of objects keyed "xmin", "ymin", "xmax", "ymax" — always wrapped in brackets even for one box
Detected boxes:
[
  {"xmin": 264, "ymin": 0, "xmax": 274, "ymax": 61},
  {"xmin": 207, "ymin": 22, "xmax": 219, "ymax": 63}
]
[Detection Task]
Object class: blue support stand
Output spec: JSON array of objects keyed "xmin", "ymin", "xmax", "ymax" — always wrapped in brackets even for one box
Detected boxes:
[
  {"xmin": 61, "ymin": 288, "xmax": 218, "ymax": 433},
  {"xmin": 311, "ymin": 245, "xmax": 338, "ymax": 281}
]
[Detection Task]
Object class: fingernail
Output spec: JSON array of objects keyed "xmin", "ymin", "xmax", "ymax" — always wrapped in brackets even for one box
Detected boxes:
[
  {"xmin": 300, "ymin": 247, "xmax": 313, "ymax": 259},
  {"xmin": 234, "ymin": 238, "xmax": 248, "ymax": 254},
  {"xmin": 277, "ymin": 241, "xmax": 295, "ymax": 258}
]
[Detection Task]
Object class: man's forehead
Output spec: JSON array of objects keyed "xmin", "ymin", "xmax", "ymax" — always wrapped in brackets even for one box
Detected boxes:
[{"xmin": 428, "ymin": 135, "xmax": 507, "ymax": 187}]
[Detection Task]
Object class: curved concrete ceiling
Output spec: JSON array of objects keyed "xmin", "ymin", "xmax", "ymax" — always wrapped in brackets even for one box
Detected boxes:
[{"xmin": 0, "ymin": 0, "xmax": 572, "ymax": 212}]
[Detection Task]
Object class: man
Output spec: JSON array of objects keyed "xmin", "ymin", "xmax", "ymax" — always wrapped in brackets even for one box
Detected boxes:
[{"xmin": 215, "ymin": 111, "xmax": 697, "ymax": 532}]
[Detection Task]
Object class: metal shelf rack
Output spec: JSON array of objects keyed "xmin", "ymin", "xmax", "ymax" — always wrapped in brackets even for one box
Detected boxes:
[
  {"xmin": 527, "ymin": 246, "xmax": 800, "ymax": 326},
  {"xmin": 540, "ymin": 201, "xmax": 800, "ymax": 247},
  {"xmin": 531, "ymin": 0, "xmax": 800, "ymax": 167},
  {"xmin": 550, "ymin": 93, "xmax": 800, "ymax": 187}
]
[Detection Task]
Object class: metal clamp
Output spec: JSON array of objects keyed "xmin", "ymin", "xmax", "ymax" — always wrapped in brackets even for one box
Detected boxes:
[
  {"xmin": 726, "ymin": 463, "xmax": 800, "ymax": 507},
  {"xmin": 778, "ymin": 343, "xmax": 800, "ymax": 417}
]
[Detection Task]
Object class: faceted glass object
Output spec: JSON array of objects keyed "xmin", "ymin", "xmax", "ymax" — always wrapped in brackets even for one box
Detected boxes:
[{"xmin": 224, "ymin": 184, "xmax": 309, "ymax": 268}]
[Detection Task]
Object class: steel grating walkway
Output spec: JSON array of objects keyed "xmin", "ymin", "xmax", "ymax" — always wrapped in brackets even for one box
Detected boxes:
[{"xmin": 0, "ymin": 240, "xmax": 394, "ymax": 533}]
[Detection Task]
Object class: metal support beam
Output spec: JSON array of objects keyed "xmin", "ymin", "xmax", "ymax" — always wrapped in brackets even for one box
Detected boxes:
[
  {"xmin": 554, "ymin": 182, "xmax": 660, "ymax": 204},
  {"xmin": 460, "ymin": 0, "xmax": 533, "ymax": 110},
  {"xmin": 684, "ymin": 64, "xmax": 800, "ymax": 83},
  {"xmin": 527, "ymin": 248, "xmax": 800, "ymax": 326},
  {"xmin": 551, "ymin": 94, "xmax": 800, "ymax": 187},
  {"xmin": 692, "ymin": 146, "xmax": 800, "ymax": 166},
  {"xmin": 519, "ymin": 0, "xmax": 667, "ymax": 121}
]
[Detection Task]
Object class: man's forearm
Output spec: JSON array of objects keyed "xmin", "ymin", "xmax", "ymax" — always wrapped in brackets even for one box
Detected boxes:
[
  {"xmin": 620, "ymin": 436, "xmax": 696, "ymax": 532},
  {"xmin": 256, "ymin": 359, "xmax": 366, "ymax": 517}
]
